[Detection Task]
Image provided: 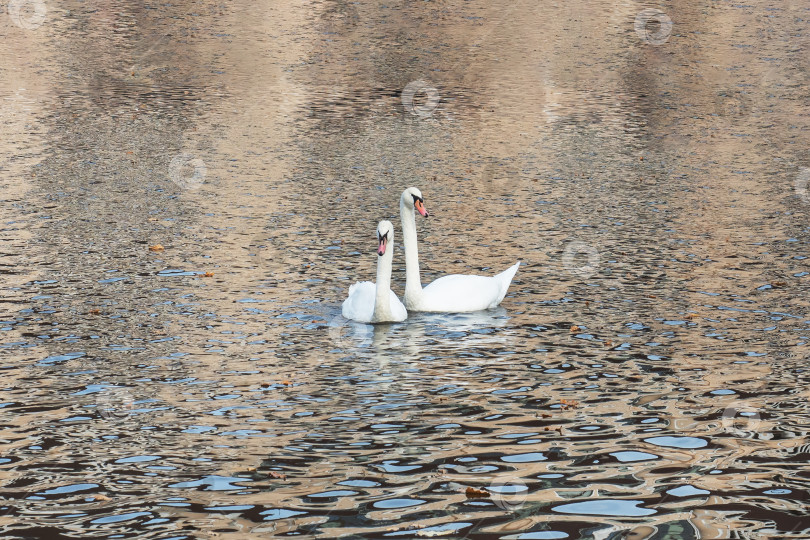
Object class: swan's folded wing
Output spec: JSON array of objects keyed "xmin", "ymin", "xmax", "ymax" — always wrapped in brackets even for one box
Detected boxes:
[
  {"xmin": 388, "ymin": 290, "xmax": 408, "ymax": 322},
  {"xmin": 421, "ymin": 274, "xmax": 503, "ymax": 312},
  {"xmin": 420, "ymin": 262, "xmax": 520, "ymax": 312},
  {"xmin": 342, "ymin": 281, "xmax": 376, "ymax": 322}
]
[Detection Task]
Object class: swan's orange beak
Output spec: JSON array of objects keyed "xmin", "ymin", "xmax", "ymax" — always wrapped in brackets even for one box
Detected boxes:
[
  {"xmin": 414, "ymin": 198, "xmax": 429, "ymax": 217},
  {"xmin": 377, "ymin": 234, "xmax": 387, "ymax": 256}
]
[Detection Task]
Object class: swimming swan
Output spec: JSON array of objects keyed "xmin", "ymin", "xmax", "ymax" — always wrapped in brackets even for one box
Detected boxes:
[
  {"xmin": 341, "ymin": 220, "xmax": 408, "ymax": 323},
  {"xmin": 399, "ymin": 187, "xmax": 520, "ymax": 312}
]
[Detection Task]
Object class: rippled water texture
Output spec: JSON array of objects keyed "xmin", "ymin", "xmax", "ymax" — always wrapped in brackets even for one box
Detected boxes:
[{"xmin": 1, "ymin": 0, "xmax": 809, "ymax": 538}]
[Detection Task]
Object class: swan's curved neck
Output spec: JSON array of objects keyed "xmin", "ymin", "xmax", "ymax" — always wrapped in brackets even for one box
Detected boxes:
[
  {"xmin": 400, "ymin": 198, "xmax": 423, "ymax": 304},
  {"xmin": 372, "ymin": 244, "xmax": 393, "ymax": 321}
]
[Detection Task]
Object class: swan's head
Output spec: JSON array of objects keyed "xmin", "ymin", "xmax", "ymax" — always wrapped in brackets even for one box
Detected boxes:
[
  {"xmin": 401, "ymin": 187, "xmax": 429, "ymax": 217},
  {"xmin": 377, "ymin": 220, "xmax": 394, "ymax": 256}
]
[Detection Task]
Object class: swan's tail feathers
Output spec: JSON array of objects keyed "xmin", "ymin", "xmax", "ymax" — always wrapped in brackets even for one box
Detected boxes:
[{"xmin": 493, "ymin": 261, "xmax": 521, "ymax": 307}]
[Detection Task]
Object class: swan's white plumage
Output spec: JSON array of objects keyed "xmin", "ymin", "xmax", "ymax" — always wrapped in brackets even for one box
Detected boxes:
[
  {"xmin": 341, "ymin": 221, "xmax": 407, "ymax": 324},
  {"xmin": 342, "ymin": 281, "xmax": 407, "ymax": 323},
  {"xmin": 400, "ymin": 187, "xmax": 520, "ymax": 313},
  {"xmin": 417, "ymin": 261, "xmax": 521, "ymax": 312}
]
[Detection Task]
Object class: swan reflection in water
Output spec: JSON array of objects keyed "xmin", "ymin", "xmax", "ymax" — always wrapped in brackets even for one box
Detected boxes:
[
  {"xmin": 323, "ymin": 307, "xmax": 516, "ymax": 465},
  {"xmin": 324, "ymin": 307, "xmax": 515, "ymax": 433},
  {"xmin": 327, "ymin": 307, "xmax": 513, "ymax": 359}
]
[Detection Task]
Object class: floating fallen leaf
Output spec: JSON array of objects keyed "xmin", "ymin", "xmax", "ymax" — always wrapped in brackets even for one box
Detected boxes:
[
  {"xmin": 685, "ymin": 314, "xmax": 698, "ymax": 320},
  {"xmin": 280, "ymin": 380, "xmax": 292, "ymax": 386},
  {"xmin": 570, "ymin": 325, "xmax": 581, "ymax": 332},
  {"xmin": 560, "ymin": 399, "xmax": 579, "ymax": 409},
  {"xmin": 605, "ymin": 340, "xmax": 613, "ymax": 347},
  {"xmin": 465, "ymin": 486, "xmax": 489, "ymax": 499},
  {"xmin": 149, "ymin": 244, "xmax": 164, "ymax": 252},
  {"xmin": 541, "ymin": 413, "xmax": 551, "ymax": 418},
  {"xmin": 772, "ymin": 281, "xmax": 786, "ymax": 287},
  {"xmin": 202, "ymin": 271, "xmax": 214, "ymax": 278},
  {"xmin": 88, "ymin": 309, "xmax": 101, "ymax": 315},
  {"xmin": 261, "ymin": 382, "xmax": 271, "ymax": 388},
  {"xmin": 93, "ymin": 494, "xmax": 111, "ymax": 501},
  {"xmin": 269, "ymin": 471, "xmax": 287, "ymax": 480}
]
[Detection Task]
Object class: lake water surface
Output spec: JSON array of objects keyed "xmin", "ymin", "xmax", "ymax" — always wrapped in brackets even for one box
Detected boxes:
[{"xmin": 1, "ymin": 0, "xmax": 809, "ymax": 538}]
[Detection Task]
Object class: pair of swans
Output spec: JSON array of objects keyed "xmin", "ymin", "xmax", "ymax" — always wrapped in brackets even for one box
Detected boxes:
[{"xmin": 341, "ymin": 187, "xmax": 521, "ymax": 323}]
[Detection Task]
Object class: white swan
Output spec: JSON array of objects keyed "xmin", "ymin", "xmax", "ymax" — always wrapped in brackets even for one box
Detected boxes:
[
  {"xmin": 341, "ymin": 220, "xmax": 408, "ymax": 323},
  {"xmin": 400, "ymin": 187, "xmax": 521, "ymax": 312}
]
